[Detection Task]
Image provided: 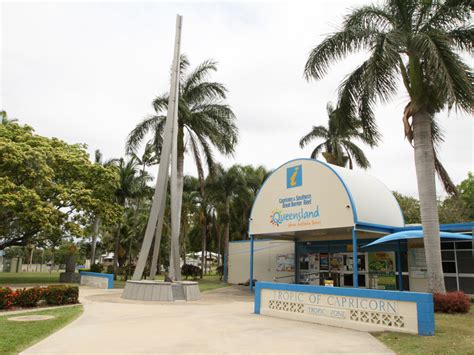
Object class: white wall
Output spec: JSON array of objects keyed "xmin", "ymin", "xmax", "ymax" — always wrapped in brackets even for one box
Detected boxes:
[{"xmin": 228, "ymin": 240, "xmax": 294, "ymax": 284}]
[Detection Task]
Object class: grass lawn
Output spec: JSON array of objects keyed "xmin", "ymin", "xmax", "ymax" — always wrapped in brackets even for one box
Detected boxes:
[
  {"xmin": 114, "ymin": 274, "xmax": 228, "ymax": 292},
  {"xmin": 1, "ymin": 272, "xmax": 228, "ymax": 293},
  {"xmin": 0, "ymin": 305, "xmax": 83, "ymax": 354},
  {"xmin": 374, "ymin": 307, "xmax": 474, "ymax": 354},
  {"xmin": 0, "ymin": 272, "xmax": 60, "ymax": 285}
]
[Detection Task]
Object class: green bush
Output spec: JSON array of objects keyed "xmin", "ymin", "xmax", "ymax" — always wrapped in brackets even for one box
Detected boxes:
[
  {"xmin": 181, "ymin": 264, "xmax": 202, "ymax": 279},
  {"xmin": 14, "ymin": 287, "xmax": 43, "ymax": 307},
  {"xmin": 90, "ymin": 263, "xmax": 104, "ymax": 273},
  {"xmin": 0, "ymin": 287, "xmax": 14, "ymax": 310},
  {"xmin": 106, "ymin": 265, "xmax": 114, "ymax": 275},
  {"xmin": 43, "ymin": 285, "xmax": 79, "ymax": 305}
]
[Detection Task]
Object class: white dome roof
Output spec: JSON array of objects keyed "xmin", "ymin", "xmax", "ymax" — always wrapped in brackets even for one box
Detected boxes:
[{"xmin": 249, "ymin": 159, "xmax": 404, "ymax": 236}]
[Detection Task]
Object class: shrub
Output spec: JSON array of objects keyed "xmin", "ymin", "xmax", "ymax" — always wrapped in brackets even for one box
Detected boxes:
[
  {"xmin": 43, "ymin": 285, "xmax": 79, "ymax": 305},
  {"xmin": 0, "ymin": 287, "xmax": 14, "ymax": 310},
  {"xmin": 181, "ymin": 264, "xmax": 202, "ymax": 279},
  {"xmin": 434, "ymin": 291, "xmax": 471, "ymax": 313},
  {"xmin": 106, "ymin": 265, "xmax": 114, "ymax": 275},
  {"xmin": 90, "ymin": 263, "xmax": 104, "ymax": 273},
  {"xmin": 14, "ymin": 287, "xmax": 44, "ymax": 307}
]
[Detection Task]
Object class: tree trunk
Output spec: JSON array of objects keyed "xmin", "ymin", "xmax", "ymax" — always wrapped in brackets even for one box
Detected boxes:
[
  {"xmin": 113, "ymin": 223, "xmax": 121, "ymax": 277},
  {"xmin": 413, "ymin": 111, "xmax": 446, "ymax": 293},
  {"xmin": 224, "ymin": 197, "xmax": 230, "ymax": 278},
  {"xmin": 217, "ymin": 225, "xmax": 222, "ymax": 267},
  {"xmin": 200, "ymin": 217, "xmax": 206, "ymax": 278},
  {"xmin": 90, "ymin": 217, "xmax": 100, "ymax": 265}
]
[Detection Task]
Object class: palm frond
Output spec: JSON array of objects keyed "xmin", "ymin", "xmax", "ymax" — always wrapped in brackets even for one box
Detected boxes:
[
  {"xmin": 341, "ymin": 140, "xmax": 371, "ymax": 169},
  {"xmin": 126, "ymin": 115, "xmax": 165, "ymax": 155},
  {"xmin": 413, "ymin": 31, "xmax": 474, "ymax": 113},
  {"xmin": 310, "ymin": 143, "xmax": 326, "ymax": 159},
  {"xmin": 299, "ymin": 126, "xmax": 328, "ymax": 148}
]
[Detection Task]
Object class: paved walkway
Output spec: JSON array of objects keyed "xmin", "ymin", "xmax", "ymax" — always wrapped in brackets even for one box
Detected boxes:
[{"xmin": 23, "ymin": 286, "xmax": 393, "ymax": 354}]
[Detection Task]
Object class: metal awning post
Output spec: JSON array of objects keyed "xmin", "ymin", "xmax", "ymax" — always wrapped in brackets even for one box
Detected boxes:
[
  {"xmin": 249, "ymin": 235, "xmax": 254, "ymax": 292},
  {"xmin": 397, "ymin": 240, "xmax": 403, "ymax": 291},
  {"xmin": 352, "ymin": 229, "xmax": 358, "ymax": 288}
]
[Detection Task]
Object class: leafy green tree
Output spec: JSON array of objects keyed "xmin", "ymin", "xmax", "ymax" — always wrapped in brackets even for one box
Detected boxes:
[
  {"xmin": 458, "ymin": 172, "xmax": 474, "ymax": 219},
  {"xmin": 304, "ymin": 0, "xmax": 473, "ymax": 293},
  {"xmin": 0, "ymin": 123, "xmax": 121, "ymax": 250},
  {"xmin": 394, "ymin": 192, "xmax": 421, "ymax": 224},
  {"xmin": 299, "ymin": 103, "xmax": 372, "ymax": 169}
]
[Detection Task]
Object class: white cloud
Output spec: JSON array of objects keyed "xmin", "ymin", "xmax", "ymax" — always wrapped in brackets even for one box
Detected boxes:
[{"xmin": 1, "ymin": 0, "xmax": 472, "ymax": 198}]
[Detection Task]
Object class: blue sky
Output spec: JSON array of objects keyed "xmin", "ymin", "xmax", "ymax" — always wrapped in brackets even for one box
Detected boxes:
[{"xmin": 1, "ymin": 0, "xmax": 472, "ymax": 197}]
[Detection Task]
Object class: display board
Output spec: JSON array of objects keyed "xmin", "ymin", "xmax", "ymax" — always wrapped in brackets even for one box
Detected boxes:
[
  {"xmin": 368, "ymin": 252, "xmax": 396, "ymax": 290},
  {"xmin": 276, "ymin": 254, "xmax": 294, "ymax": 272}
]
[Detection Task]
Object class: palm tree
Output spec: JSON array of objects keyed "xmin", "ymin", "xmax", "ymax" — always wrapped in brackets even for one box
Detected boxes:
[
  {"xmin": 304, "ymin": 0, "xmax": 473, "ymax": 293},
  {"xmin": 1, "ymin": 111, "xmax": 18, "ymax": 125},
  {"xmin": 299, "ymin": 103, "xmax": 371, "ymax": 169},
  {"xmin": 110, "ymin": 157, "xmax": 148, "ymax": 276},
  {"xmin": 207, "ymin": 165, "xmax": 246, "ymax": 276},
  {"xmin": 127, "ymin": 55, "xmax": 238, "ymax": 278}
]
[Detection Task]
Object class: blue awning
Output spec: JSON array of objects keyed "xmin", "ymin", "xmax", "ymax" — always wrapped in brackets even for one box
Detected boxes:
[{"xmin": 363, "ymin": 231, "xmax": 472, "ymax": 248}]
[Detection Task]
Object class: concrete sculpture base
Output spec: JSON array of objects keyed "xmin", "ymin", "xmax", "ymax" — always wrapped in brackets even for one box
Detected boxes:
[{"xmin": 121, "ymin": 280, "xmax": 200, "ymax": 302}]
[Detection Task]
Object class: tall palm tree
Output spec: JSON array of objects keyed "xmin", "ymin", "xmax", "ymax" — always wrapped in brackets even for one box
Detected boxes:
[
  {"xmin": 304, "ymin": 0, "xmax": 473, "ymax": 293},
  {"xmin": 299, "ymin": 103, "xmax": 371, "ymax": 169},
  {"xmin": 110, "ymin": 157, "xmax": 148, "ymax": 276},
  {"xmin": 207, "ymin": 165, "xmax": 246, "ymax": 276},
  {"xmin": 127, "ymin": 55, "xmax": 238, "ymax": 277}
]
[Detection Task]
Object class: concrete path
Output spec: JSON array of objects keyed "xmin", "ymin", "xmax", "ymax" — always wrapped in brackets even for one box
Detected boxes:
[{"xmin": 23, "ymin": 286, "xmax": 393, "ymax": 354}]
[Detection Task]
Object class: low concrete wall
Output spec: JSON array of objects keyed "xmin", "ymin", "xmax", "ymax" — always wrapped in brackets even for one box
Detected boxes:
[
  {"xmin": 254, "ymin": 282, "xmax": 434, "ymax": 336},
  {"xmin": 80, "ymin": 272, "xmax": 114, "ymax": 289},
  {"xmin": 122, "ymin": 280, "xmax": 200, "ymax": 302}
]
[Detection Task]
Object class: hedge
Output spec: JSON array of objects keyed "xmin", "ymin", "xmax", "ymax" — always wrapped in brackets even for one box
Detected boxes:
[
  {"xmin": 0, "ymin": 285, "xmax": 79, "ymax": 310},
  {"xmin": 434, "ymin": 291, "xmax": 471, "ymax": 313}
]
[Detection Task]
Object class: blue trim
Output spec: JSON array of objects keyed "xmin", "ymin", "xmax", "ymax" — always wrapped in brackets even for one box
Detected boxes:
[
  {"xmin": 229, "ymin": 238, "xmax": 272, "ymax": 244},
  {"xmin": 352, "ymin": 229, "xmax": 358, "ymax": 288},
  {"xmin": 248, "ymin": 158, "xmax": 358, "ymax": 233},
  {"xmin": 254, "ymin": 282, "xmax": 435, "ymax": 336},
  {"xmin": 356, "ymin": 222, "xmax": 398, "ymax": 233},
  {"xmin": 249, "ymin": 235, "xmax": 254, "ymax": 292},
  {"xmin": 79, "ymin": 271, "xmax": 114, "ymax": 289},
  {"xmin": 396, "ymin": 222, "xmax": 474, "ymax": 233}
]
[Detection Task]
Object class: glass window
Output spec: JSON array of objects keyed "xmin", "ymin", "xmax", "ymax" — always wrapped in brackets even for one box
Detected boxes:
[
  {"xmin": 442, "ymin": 262, "xmax": 456, "ymax": 273},
  {"xmin": 459, "ymin": 277, "xmax": 474, "ymax": 294},
  {"xmin": 456, "ymin": 251, "xmax": 474, "ymax": 273},
  {"xmin": 442, "ymin": 251, "xmax": 455, "ymax": 261},
  {"xmin": 441, "ymin": 242, "xmax": 454, "ymax": 250},
  {"xmin": 456, "ymin": 241, "xmax": 473, "ymax": 250},
  {"xmin": 444, "ymin": 277, "xmax": 458, "ymax": 292}
]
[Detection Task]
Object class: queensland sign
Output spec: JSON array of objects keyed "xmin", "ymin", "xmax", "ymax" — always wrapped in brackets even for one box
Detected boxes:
[
  {"xmin": 249, "ymin": 160, "xmax": 355, "ymax": 235},
  {"xmin": 270, "ymin": 194, "xmax": 320, "ymax": 228}
]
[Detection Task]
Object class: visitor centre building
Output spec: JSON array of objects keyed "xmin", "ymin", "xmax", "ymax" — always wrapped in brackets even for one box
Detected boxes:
[{"xmin": 227, "ymin": 159, "xmax": 474, "ymax": 294}]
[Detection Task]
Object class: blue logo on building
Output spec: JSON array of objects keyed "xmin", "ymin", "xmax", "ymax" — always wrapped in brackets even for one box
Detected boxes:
[{"xmin": 287, "ymin": 165, "xmax": 302, "ymax": 189}]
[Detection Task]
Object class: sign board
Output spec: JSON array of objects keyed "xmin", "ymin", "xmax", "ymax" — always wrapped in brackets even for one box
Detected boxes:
[
  {"xmin": 276, "ymin": 254, "xmax": 294, "ymax": 272},
  {"xmin": 249, "ymin": 160, "xmax": 354, "ymax": 235},
  {"xmin": 369, "ymin": 252, "xmax": 396, "ymax": 290},
  {"xmin": 254, "ymin": 282, "xmax": 435, "ymax": 336}
]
